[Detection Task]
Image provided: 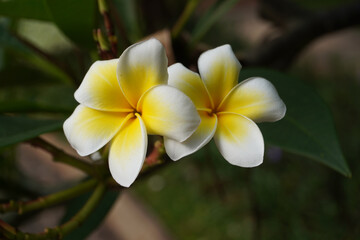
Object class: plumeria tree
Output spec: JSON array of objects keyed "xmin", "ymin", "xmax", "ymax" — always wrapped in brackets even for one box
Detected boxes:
[{"xmin": 0, "ymin": 0, "xmax": 358, "ymax": 239}]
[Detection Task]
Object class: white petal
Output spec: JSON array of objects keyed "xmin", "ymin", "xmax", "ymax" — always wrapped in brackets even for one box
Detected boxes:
[
  {"xmin": 164, "ymin": 112, "xmax": 217, "ymax": 160},
  {"xmin": 117, "ymin": 38, "xmax": 168, "ymax": 107},
  {"xmin": 214, "ymin": 113, "xmax": 264, "ymax": 167},
  {"xmin": 109, "ymin": 115, "xmax": 147, "ymax": 187},
  {"xmin": 218, "ymin": 77, "xmax": 286, "ymax": 122},
  {"xmin": 168, "ymin": 63, "xmax": 212, "ymax": 109},
  {"xmin": 138, "ymin": 85, "xmax": 200, "ymax": 142},
  {"xmin": 63, "ymin": 105, "xmax": 129, "ymax": 156},
  {"xmin": 75, "ymin": 59, "xmax": 132, "ymax": 111},
  {"xmin": 198, "ymin": 45, "xmax": 241, "ymax": 108}
]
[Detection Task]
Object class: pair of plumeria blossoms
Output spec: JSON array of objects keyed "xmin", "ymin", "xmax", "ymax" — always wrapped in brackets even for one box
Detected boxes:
[{"xmin": 64, "ymin": 39, "xmax": 286, "ymax": 187}]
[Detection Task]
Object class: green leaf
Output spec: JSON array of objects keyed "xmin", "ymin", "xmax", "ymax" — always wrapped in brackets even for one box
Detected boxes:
[
  {"xmin": 0, "ymin": 84, "xmax": 77, "ymax": 113},
  {"xmin": 44, "ymin": 0, "xmax": 97, "ymax": 49},
  {"xmin": 62, "ymin": 189, "xmax": 119, "ymax": 240},
  {"xmin": 0, "ymin": 0, "xmax": 51, "ymax": 21},
  {"xmin": 113, "ymin": 0, "xmax": 143, "ymax": 43},
  {"xmin": 191, "ymin": 0, "xmax": 239, "ymax": 45},
  {"xmin": 0, "ymin": 115, "xmax": 64, "ymax": 147},
  {"xmin": 16, "ymin": 19, "xmax": 74, "ymax": 54},
  {"xmin": 0, "ymin": 19, "xmax": 74, "ymax": 85},
  {"xmin": 11, "ymin": 49, "xmax": 74, "ymax": 85},
  {"xmin": 0, "ymin": 0, "xmax": 96, "ymax": 48},
  {"xmin": 239, "ymin": 69, "xmax": 350, "ymax": 176}
]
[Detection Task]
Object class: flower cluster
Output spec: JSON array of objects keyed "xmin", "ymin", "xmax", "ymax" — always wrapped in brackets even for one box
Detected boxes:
[{"xmin": 64, "ymin": 39, "xmax": 286, "ymax": 187}]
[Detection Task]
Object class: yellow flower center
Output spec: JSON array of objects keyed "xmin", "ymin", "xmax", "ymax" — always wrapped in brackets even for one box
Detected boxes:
[{"xmin": 197, "ymin": 107, "xmax": 217, "ymax": 117}]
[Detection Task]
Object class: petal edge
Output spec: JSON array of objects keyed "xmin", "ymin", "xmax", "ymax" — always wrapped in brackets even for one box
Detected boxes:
[
  {"xmin": 214, "ymin": 113, "xmax": 264, "ymax": 167},
  {"xmin": 164, "ymin": 112, "xmax": 217, "ymax": 160},
  {"xmin": 117, "ymin": 38, "xmax": 168, "ymax": 107},
  {"xmin": 75, "ymin": 59, "xmax": 132, "ymax": 112},
  {"xmin": 198, "ymin": 45, "xmax": 241, "ymax": 108},
  {"xmin": 219, "ymin": 77, "xmax": 286, "ymax": 122},
  {"xmin": 138, "ymin": 85, "xmax": 200, "ymax": 142},
  {"xmin": 168, "ymin": 63, "xmax": 212, "ymax": 109},
  {"xmin": 109, "ymin": 115, "xmax": 147, "ymax": 187},
  {"xmin": 63, "ymin": 105, "xmax": 129, "ymax": 156}
]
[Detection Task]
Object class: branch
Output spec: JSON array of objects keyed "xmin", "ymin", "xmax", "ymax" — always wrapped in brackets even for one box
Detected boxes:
[
  {"xmin": 0, "ymin": 182, "xmax": 106, "ymax": 240},
  {"xmin": 93, "ymin": 28, "xmax": 115, "ymax": 60},
  {"xmin": 0, "ymin": 139, "xmax": 172, "ymax": 239},
  {"xmin": 244, "ymin": 2, "xmax": 360, "ymax": 69},
  {"xmin": 1, "ymin": 140, "xmax": 169, "ymax": 213},
  {"xmin": 53, "ymin": 182, "xmax": 106, "ymax": 237},
  {"xmin": 0, "ymin": 178, "xmax": 97, "ymax": 215},
  {"xmin": 29, "ymin": 137, "xmax": 106, "ymax": 178}
]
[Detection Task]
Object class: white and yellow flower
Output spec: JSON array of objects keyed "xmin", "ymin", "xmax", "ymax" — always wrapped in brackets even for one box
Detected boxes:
[
  {"xmin": 63, "ymin": 39, "xmax": 200, "ymax": 187},
  {"xmin": 165, "ymin": 45, "xmax": 286, "ymax": 167}
]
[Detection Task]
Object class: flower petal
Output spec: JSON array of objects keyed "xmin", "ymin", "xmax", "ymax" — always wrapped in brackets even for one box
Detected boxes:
[
  {"xmin": 63, "ymin": 105, "xmax": 129, "ymax": 156},
  {"xmin": 164, "ymin": 111, "xmax": 217, "ymax": 160},
  {"xmin": 138, "ymin": 85, "xmax": 200, "ymax": 142},
  {"xmin": 198, "ymin": 45, "xmax": 241, "ymax": 108},
  {"xmin": 109, "ymin": 115, "xmax": 147, "ymax": 187},
  {"xmin": 117, "ymin": 38, "xmax": 168, "ymax": 107},
  {"xmin": 218, "ymin": 77, "xmax": 286, "ymax": 122},
  {"xmin": 75, "ymin": 59, "xmax": 132, "ymax": 112},
  {"xmin": 214, "ymin": 113, "xmax": 264, "ymax": 167},
  {"xmin": 168, "ymin": 63, "xmax": 212, "ymax": 109}
]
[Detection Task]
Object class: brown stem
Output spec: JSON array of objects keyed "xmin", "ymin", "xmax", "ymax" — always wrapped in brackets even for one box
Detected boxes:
[
  {"xmin": 144, "ymin": 140, "xmax": 165, "ymax": 166},
  {"xmin": 98, "ymin": 0, "xmax": 118, "ymax": 58},
  {"xmin": 103, "ymin": 11, "xmax": 118, "ymax": 55}
]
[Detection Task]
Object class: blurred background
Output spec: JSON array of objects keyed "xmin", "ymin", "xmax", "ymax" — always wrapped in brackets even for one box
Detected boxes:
[{"xmin": 1, "ymin": 0, "xmax": 360, "ymax": 239}]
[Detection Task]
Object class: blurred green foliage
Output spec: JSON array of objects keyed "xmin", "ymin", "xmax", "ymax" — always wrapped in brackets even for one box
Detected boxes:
[{"xmin": 0, "ymin": 115, "xmax": 64, "ymax": 147}]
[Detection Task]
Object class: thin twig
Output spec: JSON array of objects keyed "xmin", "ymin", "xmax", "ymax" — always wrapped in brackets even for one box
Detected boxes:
[{"xmin": 99, "ymin": 0, "xmax": 117, "ymax": 55}]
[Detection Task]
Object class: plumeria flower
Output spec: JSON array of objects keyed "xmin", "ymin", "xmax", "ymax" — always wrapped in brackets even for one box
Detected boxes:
[
  {"xmin": 64, "ymin": 39, "xmax": 200, "ymax": 187},
  {"xmin": 164, "ymin": 45, "xmax": 286, "ymax": 167}
]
